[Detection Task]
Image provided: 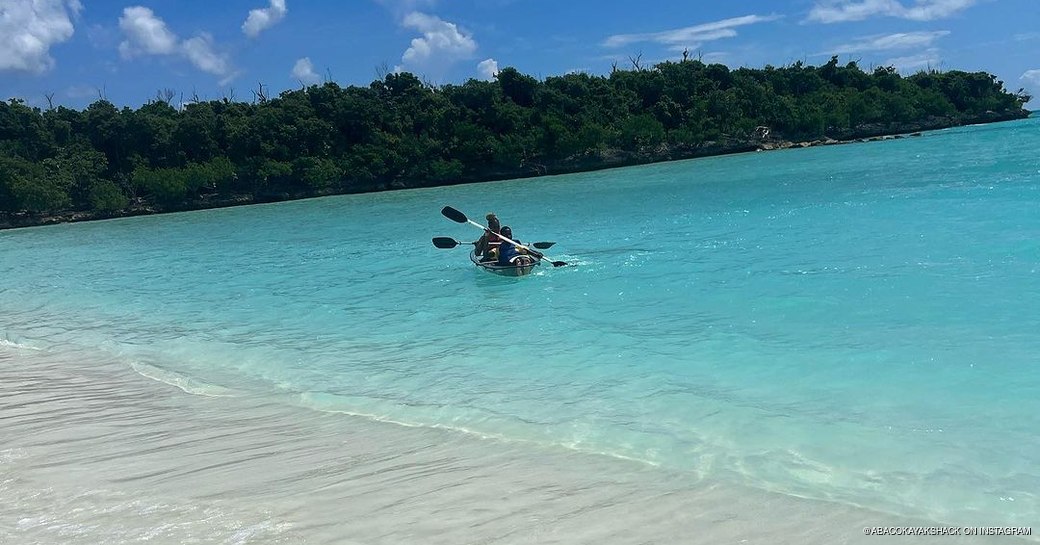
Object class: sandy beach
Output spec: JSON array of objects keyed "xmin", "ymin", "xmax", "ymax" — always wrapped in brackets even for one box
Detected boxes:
[
  {"xmin": 2, "ymin": 0, "xmax": 1037, "ymax": 542},
  {"xmin": 2, "ymin": 343, "xmax": 1031, "ymax": 545},
  {"xmin": 4, "ymin": 119, "xmax": 1039, "ymax": 542}
]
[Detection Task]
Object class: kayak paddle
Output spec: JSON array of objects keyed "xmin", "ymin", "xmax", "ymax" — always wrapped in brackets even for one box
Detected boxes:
[
  {"xmin": 432, "ymin": 237, "xmax": 555, "ymax": 250},
  {"xmin": 440, "ymin": 206, "xmax": 568, "ymax": 267}
]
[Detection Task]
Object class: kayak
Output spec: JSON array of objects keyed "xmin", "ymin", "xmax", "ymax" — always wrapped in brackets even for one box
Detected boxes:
[{"xmin": 469, "ymin": 250, "xmax": 540, "ymax": 277}]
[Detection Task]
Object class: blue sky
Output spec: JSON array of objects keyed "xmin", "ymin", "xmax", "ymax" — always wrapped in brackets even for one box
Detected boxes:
[{"xmin": 2, "ymin": 0, "xmax": 1037, "ymax": 109}]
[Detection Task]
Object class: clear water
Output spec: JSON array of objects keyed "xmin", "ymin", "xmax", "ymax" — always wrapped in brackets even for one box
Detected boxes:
[{"xmin": 2, "ymin": 117, "xmax": 1039, "ymax": 527}]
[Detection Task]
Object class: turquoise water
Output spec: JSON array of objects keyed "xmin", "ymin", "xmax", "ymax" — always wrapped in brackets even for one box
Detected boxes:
[{"xmin": 2, "ymin": 117, "xmax": 1039, "ymax": 526}]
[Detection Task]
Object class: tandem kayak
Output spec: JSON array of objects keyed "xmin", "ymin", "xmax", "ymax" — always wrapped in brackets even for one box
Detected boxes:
[{"xmin": 469, "ymin": 250, "xmax": 540, "ymax": 277}]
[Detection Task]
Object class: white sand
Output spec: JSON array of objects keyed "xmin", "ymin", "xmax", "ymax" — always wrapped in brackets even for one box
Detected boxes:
[{"xmin": 1, "ymin": 346, "xmax": 1032, "ymax": 544}]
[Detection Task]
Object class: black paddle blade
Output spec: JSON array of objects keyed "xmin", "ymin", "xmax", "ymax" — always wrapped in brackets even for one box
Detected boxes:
[
  {"xmin": 530, "ymin": 251, "xmax": 567, "ymax": 267},
  {"xmin": 532, "ymin": 241, "xmax": 555, "ymax": 249},
  {"xmin": 533, "ymin": 255, "xmax": 567, "ymax": 267},
  {"xmin": 432, "ymin": 237, "xmax": 461, "ymax": 249},
  {"xmin": 441, "ymin": 206, "xmax": 468, "ymax": 224}
]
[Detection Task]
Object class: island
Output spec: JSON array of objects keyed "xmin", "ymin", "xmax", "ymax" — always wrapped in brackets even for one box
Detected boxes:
[{"xmin": 0, "ymin": 56, "xmax": 1031, "ymax": 230}]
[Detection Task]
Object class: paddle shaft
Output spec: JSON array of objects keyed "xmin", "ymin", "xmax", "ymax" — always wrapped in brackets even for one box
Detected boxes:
[
  {"xmin": 432, "ymin": 236, "xmax": 557, "ymax": 248},
  {"xmin": 463, "ymin": 219, "xmax": 546, "ymax": 261},
  {"xmin": 440, "ymin": 206, "xmax": 566, "ymax": 266}
]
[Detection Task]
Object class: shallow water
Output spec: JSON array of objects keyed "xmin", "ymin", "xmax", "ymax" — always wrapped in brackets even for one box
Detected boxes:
[
  {"xmin": 1, "ymin": 346, "xmax": 1029, "ymax": 544},
  {"xmin": 2, "ymin": 117, "xmax": 1039, "ymax": 540}
]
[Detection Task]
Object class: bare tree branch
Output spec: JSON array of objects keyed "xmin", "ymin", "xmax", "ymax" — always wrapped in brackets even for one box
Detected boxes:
[
  {"xmin": 252, "ymin": 81, "xmax": 267, "ymax": 104},
  {"xmin": 629, "ymin": 52, "xmax": 643, "ymax": 71},
  {"xmin": 375, "ymin": 61, "xmax": 390, "ymax": 80},
  {"xmin": 155, "ymin": 88, "xmax": 176, "ymax": 105}
]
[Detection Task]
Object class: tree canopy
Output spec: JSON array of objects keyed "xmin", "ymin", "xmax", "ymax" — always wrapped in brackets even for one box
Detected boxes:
[{"xmin": 0, "ymin": 57, "xmax": 1030, "ymax": 220}]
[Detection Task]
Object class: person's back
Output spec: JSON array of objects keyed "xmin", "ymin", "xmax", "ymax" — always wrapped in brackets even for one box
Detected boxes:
[{"xmin": 475, "ymin": 213, "xmax": 502, "ymax": 259}]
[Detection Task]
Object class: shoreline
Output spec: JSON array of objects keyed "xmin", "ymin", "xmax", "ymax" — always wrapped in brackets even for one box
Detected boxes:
[
  {"xmin": 2, "ymin": 342, "xmax": 1034, "ymax": 544},
  {"xmin": 0, "ymin": 110, "xmax": 1029, "ymax": 232},
  {"xmin": 3, "ymin": 111, "xmax": 1037, "ymax": 542}
]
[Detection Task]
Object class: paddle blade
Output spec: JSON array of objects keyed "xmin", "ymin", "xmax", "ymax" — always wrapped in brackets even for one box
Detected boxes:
[
  {"xmin": 529, "ymin": 251, "xmax": 567, "ymax": 267},
  {"xmin": 532, "ymin": 241, "xmax": 555, "ymax": 249},
  {"xmin": 432, "ymin": 237, "xmax": 461, "ymax": 249},
  {"xmin": 441, "ymin": 206, "xmax": 468, "ymax": 224}
]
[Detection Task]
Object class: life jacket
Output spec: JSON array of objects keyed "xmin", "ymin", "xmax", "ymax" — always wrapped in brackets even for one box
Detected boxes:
[
  {"xmin": 483, "ymin": 231, "xmax": 502, "ymax": 258},
  {"xmin": 498, "ymin": 240, "xmax": 520, "ymax": 265},
  {"xmin": 478, "ymin": 231, "xmax": 503, "ymax": 261}
]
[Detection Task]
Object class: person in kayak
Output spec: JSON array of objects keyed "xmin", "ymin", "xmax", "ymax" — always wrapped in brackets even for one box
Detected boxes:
[
  {"xmin": 474, "ymin": 212, "xmax": 502, "ymax": 261},
  {"xmin": 497, "ymin": 226, "xmax": 533, "ymax": 267}
]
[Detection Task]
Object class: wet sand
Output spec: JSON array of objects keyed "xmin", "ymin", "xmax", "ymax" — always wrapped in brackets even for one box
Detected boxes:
[{"xmin": 1, "ymin": 345, "xmax": 1031, "ymax": 544}]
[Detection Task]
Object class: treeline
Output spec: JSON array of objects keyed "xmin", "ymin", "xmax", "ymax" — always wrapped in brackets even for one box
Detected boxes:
[{"xmin": 0, "ymin": 56, "xmax": 1031, "ymax": 219}]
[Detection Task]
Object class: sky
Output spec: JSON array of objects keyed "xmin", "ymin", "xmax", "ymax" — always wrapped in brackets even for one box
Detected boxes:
[{"xmin": 1, "ymin": 0, "xmax": 1037, "ymax": 109}]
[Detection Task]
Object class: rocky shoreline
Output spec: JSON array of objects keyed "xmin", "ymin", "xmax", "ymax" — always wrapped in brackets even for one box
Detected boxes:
[
  {"xmin": 0, "ymin": 109, "xmax": 1029, "ymax": 231},
  {"xmin": 539, "ymin": 109, "xmax": 1030, "ymax": 175}
]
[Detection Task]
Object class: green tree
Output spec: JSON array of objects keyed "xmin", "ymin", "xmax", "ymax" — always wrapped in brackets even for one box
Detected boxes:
[
  {"xmin": 133, "ymin": 166, "xmax": 187, "ymax": 206},
  {"xmin": 292, "ymin": 156, "xmax": 340, "ymax": 190},
  {"xmin": 87, "ymin": 180, "xmax": 129, "ymax": 212},
  {"xmin": 0, "ymin": 155, "xmax": 71, "ymax": 213},
  {"xmin": 497, "ymin": 67, "xmax": 538, "ymax": 107},
  {"xmin": 0, "ymin": 58, "xmax": 1029, "ymax": 223},
  {"xmin": 618, "ymin": 114, "xmax": 665, "ymax": 149}
]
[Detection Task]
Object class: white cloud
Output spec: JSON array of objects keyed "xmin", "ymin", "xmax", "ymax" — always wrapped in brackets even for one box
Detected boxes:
[
  {"xmin": 0, "ymin": 0, "xmax": 81, "ymax": 73},
  {"xmin": 64, "ymin": 84, "xmax": 97, "ymax": 99},
  {"xmin": 118, "ymin": 6, "xmax": 178, "ymax": 58},
  {"xmin": 182, "ymin": 34, "xmax": 231, "ymax": 77},
  {"xmin": 396, "ymin": 12, "xmax": 477, "ymax": 77},
  {"xmin": 807, "ymin": 0, "xmax": 977, "ymax": 23},
  {"xmin": 476, "ymin": 58, "xmax": 498, "ymax": 80},
  {"xmin": 242, "ymin": 0, "xmax": 288, "ymax": 38},
  {"xmin": 828, "ymin": 30, "xmax": 949, "ymax": 54},
  {"xmin": 1022, "ymin": 71, "xmax": 1039, "ymax": 107},
  {"xmin": 603, "ymin": 14, "xmax": 780, "ymax": 49},
  {"xmin": 375, "ymin": 0, "xmax": 437, "ymax": 20},
  {"xmin": 701, "ymin": 51, "xmax": 731, "ymax": 64},
  {"xmin": 291, "ymin": 57, "xmax": 321, "ymax": 84},
  {"xmin": 87, "ymin": 23, "xmax": 118, "ymax": 50},
  {"xmin": 884, "ymin": 50, "xmax": 941, "ymax": 71},
  {"xmin": 377, "ymin": 0, "xmax": 436, "ymax": 10},
  {"xmin": 117, "ymin": 6, "xmax": 234, "ymax": 81}
]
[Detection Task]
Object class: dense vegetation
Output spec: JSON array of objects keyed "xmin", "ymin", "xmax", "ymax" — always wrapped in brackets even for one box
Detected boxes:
[{"xmin": 0, "ymin": 56, "xmax": 1030, "ymax": 222}]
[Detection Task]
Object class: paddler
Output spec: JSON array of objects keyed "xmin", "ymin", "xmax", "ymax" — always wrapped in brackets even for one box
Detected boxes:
[
  {"xmin": 496, "ymin": 226, "xmax": 533, "ymax": 267},
  {"xmin": 474, "ymin": 212, "xmax": 502, "ymax": 261}
]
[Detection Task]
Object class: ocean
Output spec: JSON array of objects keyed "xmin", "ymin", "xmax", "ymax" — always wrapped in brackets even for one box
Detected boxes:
[{"xmin": 2, "ymin": 116, "xmax": 1038, "ymax": 544}]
